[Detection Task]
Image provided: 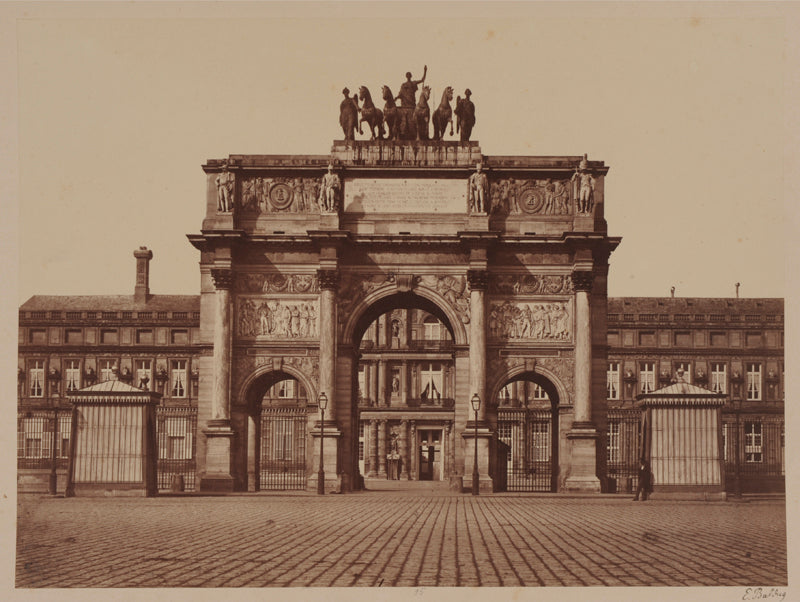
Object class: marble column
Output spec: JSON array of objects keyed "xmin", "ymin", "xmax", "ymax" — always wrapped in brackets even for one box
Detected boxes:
[
  {"xmin": 367, "ymin": 419, "xmax": 378, "ymax": 477},
  {"xmin": 378, "ymin": 420, "xmax": 387, "ymax": 478},
  {"xmin": 565, "ymin": 269, "xmax": 600, "ymax": 492},
  {"xmin": 399, "ymin": 420, "xmax": 409, "ymax": 479},
  {"xmin": 467, "ymin": 269, "xmax": 489, "ymax": 418},
  {"xmin": 466, "ymin": 268, "xmax": 492, "ymax": 492},
  {"xmin": 317, "ymin": 269, "xmax": 339, "ymax": 414},
  {"xmin": 247, "ymin": 414, "xmax": 257, "ymax": 492},
  {"xmin": 200, "ymin": 268, "xmax": 236, "ymax": 492},
  {"xmin": 377, "ymin": 360, "xmax": 386, "ymax": 407}
]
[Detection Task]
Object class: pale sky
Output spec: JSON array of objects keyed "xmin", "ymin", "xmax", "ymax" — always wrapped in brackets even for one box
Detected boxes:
[{"xmin": 6, "ymin": 2, "xmax": 795, "ymax": 303}]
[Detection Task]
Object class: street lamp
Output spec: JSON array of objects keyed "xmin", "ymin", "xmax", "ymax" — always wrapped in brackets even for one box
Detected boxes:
[
  {"xmin": 471, "ymin": 393, "xmax": 481, "ymax": 496},
  {"xmin": 317, "ymin": 392, "xmax": 328, "ymax": 495}
]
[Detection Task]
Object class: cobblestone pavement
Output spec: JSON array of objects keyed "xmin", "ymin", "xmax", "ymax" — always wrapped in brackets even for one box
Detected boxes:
[{"xmin": 16, "ymin": 493, "xmax": 787, "ymax": 587}]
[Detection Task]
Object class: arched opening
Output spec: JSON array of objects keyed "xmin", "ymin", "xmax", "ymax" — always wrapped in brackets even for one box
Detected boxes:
[
  {"xmin": 241, "ymin": 370, "xmax": 312, "ymax": 491},
  {"xmin": 350, "ymin": 292, "xmax": 458, "ymax": 483},
  {"xmin": 495, "ymin": 372, "xmax": 560, "ymax": 492}
]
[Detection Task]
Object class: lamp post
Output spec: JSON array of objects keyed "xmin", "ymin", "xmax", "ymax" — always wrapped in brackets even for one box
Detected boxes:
[
  {"xmin": 471, "ymin": 393, "xmax": 481, "ymax": 496},
  {"xmin": 317, "ymin": 392, "xmax": 328, "ymax": 495},
  {"xmin": 49, "ymin": 392, "xmax": 60, "ymax": 495}
]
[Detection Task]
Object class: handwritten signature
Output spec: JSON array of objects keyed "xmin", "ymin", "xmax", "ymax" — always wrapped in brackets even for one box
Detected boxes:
[{"xmin": 742, "ymin": 587, "xmax": 787, "ymax": 601}]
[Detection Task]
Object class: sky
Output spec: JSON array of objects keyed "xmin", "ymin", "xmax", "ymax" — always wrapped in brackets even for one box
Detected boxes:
[{"xmin": 5, "ymin": 2, "xmax": 796, "ymax": 305}]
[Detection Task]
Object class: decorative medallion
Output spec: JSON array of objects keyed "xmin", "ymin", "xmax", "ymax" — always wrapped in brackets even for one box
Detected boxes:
[{"xmin": 268, "ymin": 183, "xmax": 294, "ymax": 210}]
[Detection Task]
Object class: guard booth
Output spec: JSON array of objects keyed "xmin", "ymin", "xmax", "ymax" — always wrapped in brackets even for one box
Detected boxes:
[
  {"xmin": 637, "ymin": 371, "xmax": 727, "ymax": 500},
  {"xmin": 65, "ymin": 380, "xmax": 160, "ymax": 497}
]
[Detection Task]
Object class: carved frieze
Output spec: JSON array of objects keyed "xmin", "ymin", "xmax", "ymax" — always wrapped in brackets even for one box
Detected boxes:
[
  {"xmin": 235, "ymin": 273, "xmax": 320, "ymax": 294},
  {"xmin": 489, "ymin": 273, "xmax": 573, "ymax": 295},
  {"xmin": 489, "ymin": 178, "xmax": 573, "ymax": 216},
  {"xmin": 416, "ymin": 274, "xmax": 470, "ymax": 324},
  {"xmin": 240, "ymin": 176, "xmax": 320, "ymax": 215},
  {"xmin": 237, "ymin": 298, "xmax": 319, "ymax": 339},
  {"xmin": 488, "ymin": 300, "xmax": 572, "ymax": 342}
]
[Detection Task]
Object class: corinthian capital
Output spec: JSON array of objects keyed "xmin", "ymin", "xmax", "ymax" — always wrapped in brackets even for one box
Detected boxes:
[
  {"xmin": 467, "ymin": 269, "xmax": 490, "ymax": 291},
  {"xmin": 317, "ymin": 268, "xmax": 340, "ymax": 290},
  {"xmin": 211, "ymin": 268, "xmax": 235, "ymax": 290},
  {"xmin": 572, "ymin": 270, "xmax": 593, "ymax": 292}
]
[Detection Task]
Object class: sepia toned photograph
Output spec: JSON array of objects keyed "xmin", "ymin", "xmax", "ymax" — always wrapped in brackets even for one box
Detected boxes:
[{"xmin": 3, "ymin": 2, "xmax": 796, "ymax": 600}]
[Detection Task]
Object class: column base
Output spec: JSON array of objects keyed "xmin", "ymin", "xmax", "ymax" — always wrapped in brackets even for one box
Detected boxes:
[
  {"xmin": 464, "ymin": 474, "xmax": 495, "ymax": 494},
  {"xmin": 201, "ymin": 423, "xmax": 235, "ymax": 493},
  {"xmin": 564, "ymin": 426, "xmax": 600, "ymax": 493},
  {"xmin": 462, "ymin": 426, "xmax": 493, "ymax": 492}
]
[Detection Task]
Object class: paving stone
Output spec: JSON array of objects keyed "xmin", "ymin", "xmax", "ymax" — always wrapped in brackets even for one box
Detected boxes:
[{"xmin": 15, "ymin": 493, "xmax": 787, "ymax": 588}]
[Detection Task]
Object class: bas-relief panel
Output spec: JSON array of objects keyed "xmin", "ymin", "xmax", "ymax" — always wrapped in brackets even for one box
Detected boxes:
[
  {"xmin": 239, "ymin": 177, "xmax": 320, "ymax": 215},
  {"xmin": 488, "ymin": 300, "xmax": 572, "ymax": 343},
  {"xmin": 235, "ymin": 273, "xmax": 319, "ymax": 294},
  {"xmin": 489, "ymin": 274, "xmax": 573, "ymax": 295},
  {"xmin": 237, "ymin": 298, "xmax": 319, "ymax": 339},
  {"xmin": 490, "ymin": 178, "xmax": 574, "ymax": 216}
]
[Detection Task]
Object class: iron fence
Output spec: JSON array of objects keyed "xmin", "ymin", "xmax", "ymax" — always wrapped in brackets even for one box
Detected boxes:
[
  {"xmin": 260, "ymin": 407, "xmax": 308, "ymax": 490},
  {"xmin": 17, "ymin": 410, "xmax": 71, "ymax": 470},
  {"xmin": 722, "ymin": 412, "xmax": 785, "ymax": 493},
  {"xmin": 156, "ymin": 407, "xmax": 198, "ymax": 491},
  {"xmin": 606, "ymin": 408, "xmax": 643, "ymax": 494}
]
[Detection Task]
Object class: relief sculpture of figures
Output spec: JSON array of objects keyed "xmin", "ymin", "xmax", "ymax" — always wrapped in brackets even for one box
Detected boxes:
[
  {"xmin": 572, "ymin": 154, "xmax": 595, "ymax": 214},
  {"xmin": 238, "ymin": 299, "xmax": 318, "ymax": 339},
  {"xmin": 489, "ymin": 301, "xmax": 572, "ymax": 342},
  {"xmin": 339, "ymin": 87, "xmax": 359, "ymax": 141},
  {"xmin": 215, "ymin": 170, "xmax": 235, "ymax": 213},
  {"xmin": 454, "ymin": 89, "xmax": 476, "ymax": 142},
  {"xmin": 319, "ymin": 164, "xmax": 341, "ymax": 213},
  {"xmin": 239, "ymin": 177, "xmax": 318, "ymax": 214},
  {"xmin": 468, "ymin": 163, "xmax": 489, "ymax": 213}
]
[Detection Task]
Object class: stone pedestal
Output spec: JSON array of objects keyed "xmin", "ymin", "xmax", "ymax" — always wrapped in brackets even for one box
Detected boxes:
[
  {"xmin": 200, "ymin": 422, "xmax": 235, "ymax": 492},
  {"xmin": 462, "ymin": 427, "xmax": 494, "ymax": 493},
  {"xmin": 308, "ymin": 422, "xmax": 341, "ymax": 493},
  {"xmin": 564, "ymin": 427, "xmax": 601, "ymax": 492},
  {"xmin": 467, "ymin": 213, "xmax": 490, "ymax": 230},
  {"xmin": 319, "ymin": 213, "xmax": 340, "ymax": 230}
]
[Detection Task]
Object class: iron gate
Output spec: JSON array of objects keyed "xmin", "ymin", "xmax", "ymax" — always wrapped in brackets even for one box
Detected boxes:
[
  {"xmin": 156, "ymin": 407, "xmax": 198, "ymax": 491},
  {"xmin": 722, "ymin": 412, "xmax": 785, "ymax": 493},
  {"xmin": 499, "ymin": 408, "xmax": 554, "ymax": 492},
  {"xmin": 260, "ymin": 407, "xmax": 307, "ymax": 490}
]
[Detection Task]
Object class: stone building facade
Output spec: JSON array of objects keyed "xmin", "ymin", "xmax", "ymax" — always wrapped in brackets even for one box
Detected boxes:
[{"xmin": 17, "ymin": 144, "xmax": 784, "ymax": 496}]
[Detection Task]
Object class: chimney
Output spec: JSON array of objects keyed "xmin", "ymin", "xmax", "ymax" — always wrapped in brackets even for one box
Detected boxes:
[{"xmin": 134, "ymin": 247, "xmax": 153, "ymax": 303}]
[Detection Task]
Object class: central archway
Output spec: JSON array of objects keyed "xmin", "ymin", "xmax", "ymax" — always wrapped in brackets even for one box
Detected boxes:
[{"xmin": 345, "ymin": 290, "xmax": 464, "ymax": 486}]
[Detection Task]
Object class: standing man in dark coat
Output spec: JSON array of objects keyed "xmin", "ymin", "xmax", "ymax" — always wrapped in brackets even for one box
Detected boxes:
[{"xmin": 633, "ymin": 460, "xmax": 653, "ymax": 501}]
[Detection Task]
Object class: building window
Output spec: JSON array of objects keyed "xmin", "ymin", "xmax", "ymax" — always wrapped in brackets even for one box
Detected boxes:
[
  {"xmin": 171, "ymin": 329, "xmax": 189, "ymax": 344},
  {"xmin": 357, "ymin": 365, "xmax": 366, "ymax": 401},
  {"xmin": 607, "ymin": 362, "xmax": 620, "ymax": 400},
  {"xmin": 159, "ymin": 416, "xmax": 192, "ymax": 460},
  {"xmin": 135, "ymin": 360, "xmax": 152, "ymax": 390},
  {"xmin": 65, "ymin": 329, "xmax": 83, "ymax": 344},
  {"xmin": 423, "ymin": 316, "xmax": 441, "ymax": 341},
  {"xmin": 29, "ymin": 360, "xmax": 45, "ymax": 397},
  {"xmin": 65, "ymin": 359, "xmax": 81, "ymax": 392},
  {"xmin": 674, "ymin": 362, "xmax": 692, "ymax": 383},
  {"xmin": 530, "ymin": 422, "xmax": 551, "ymax": 462},
  {"xmin": 674, "ymin": 331, "xmax": 692, "ymax": 347},
  {"xmin": 100, "ymin": 329, "xmax": 119, "ymax": 344},
  {"xmin": 746, "ymin": 363, "xmax": 761, "ymax": 401},
  {"xmin": 277, "ymin": 379, "xmax": 295, "ymax": 399},
  {"xmin": 711, "ymin": 363, "xmax": 727, "ymax": 394},
  {"xmin": 136, "ymin": 329, "xmax": 154, "ymax": 344},
  {"xmin": 99, "ymin": 359, "xmax": 116, "ymax": 382},
  {"xmin": 171, "ymin": 360, "xmax": 187, "ymax": 398},
  {"xmin": 639, "ymin": 362, "xmax": 655, "ymax": 394},
  {"xmin": 531, "ymin": 383, "xmax": 549, "ymax": 401},
  {"xmin": 420, "ymin": 362, "xmax": 443, "ymax": 401},
  {"xmin": 607, "ymin": 420, "xmax": 620, "ymax": 463},
  {"xmin": 29, "ymin": 329, "xmax": 47, "ymax": 345},
  {"xmin": 744, "ymin": 422, "xmax": 762, "ymax": 462}
]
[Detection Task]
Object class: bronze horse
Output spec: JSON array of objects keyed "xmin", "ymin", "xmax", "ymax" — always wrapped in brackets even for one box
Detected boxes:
[
  {"xmin": 414, "ymin": 85, "xmax": 431, "ymax": 141},
  {"xmin": 432, "ymin": 86, "xmax": 454, "ymax": 140},
  {"xmin": 357, "ymin": 86, "xmax": 385, "ymax": 140},
  {"xmin": 381, "ymin": 85, "xmax": 401, "ymax": 140}
]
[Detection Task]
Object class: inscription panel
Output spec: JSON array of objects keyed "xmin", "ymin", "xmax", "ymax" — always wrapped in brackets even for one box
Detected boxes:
[{"xmin": 344, "ymin": 178, "xmax": 466, "ymax": 214}]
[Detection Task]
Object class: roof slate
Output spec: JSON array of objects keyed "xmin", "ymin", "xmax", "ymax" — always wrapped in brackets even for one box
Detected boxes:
[{"xmin": 20, "ymin": 295, "xmax": 200, "ymax": 312}]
